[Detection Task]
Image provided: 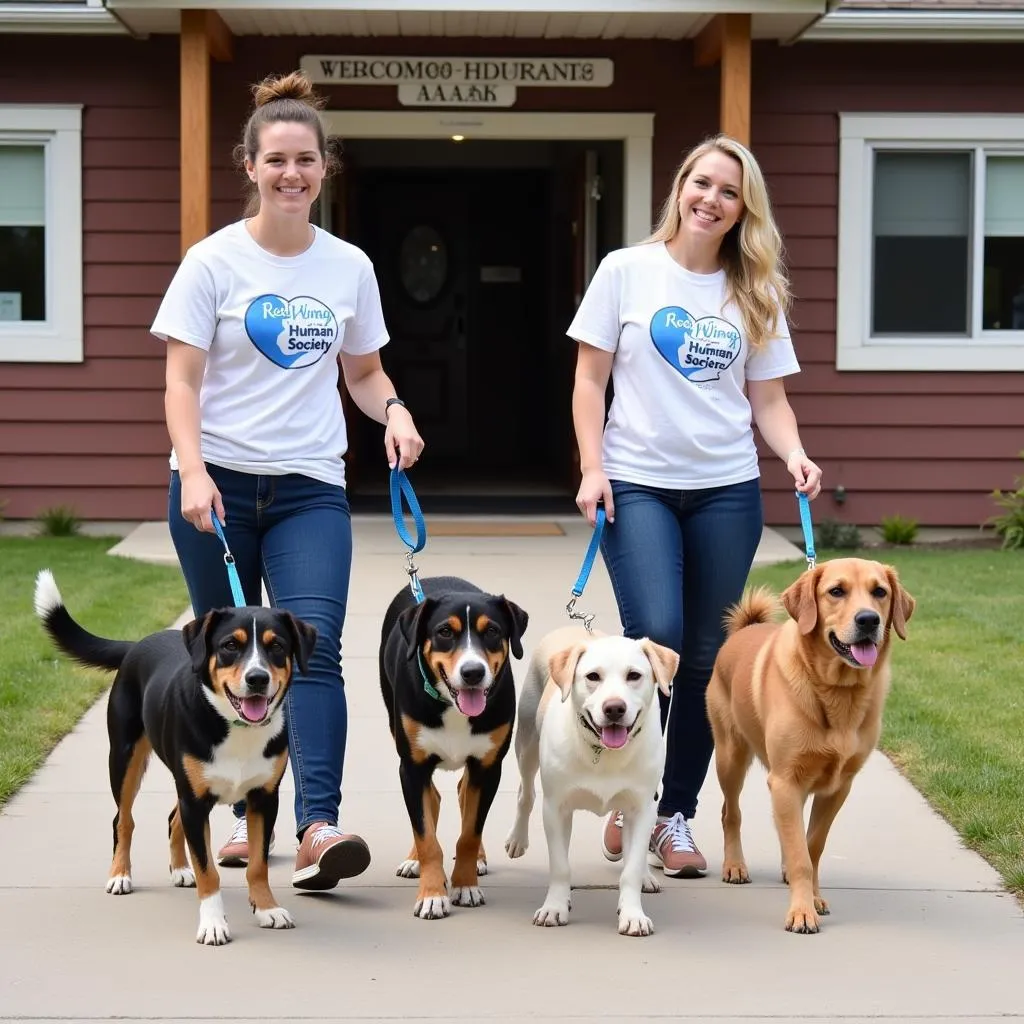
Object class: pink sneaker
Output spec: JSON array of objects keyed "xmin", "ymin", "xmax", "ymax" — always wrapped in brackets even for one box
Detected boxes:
[
  {"xmin": 217, "ymin": 817, "xmax": 275, "ymax": 867},
  {"xmin": 648, "ymin": 813, "xmax": 707, "ymax": 878},
  {"xmin": 292, "ymin": 822, "xmax": 371, "ymax": 891}
]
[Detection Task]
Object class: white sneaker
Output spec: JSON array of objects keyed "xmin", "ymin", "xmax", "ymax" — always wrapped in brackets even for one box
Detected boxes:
[{"xmin": 216, "ymin": 816, "xmax": 276, "ymax": 867}]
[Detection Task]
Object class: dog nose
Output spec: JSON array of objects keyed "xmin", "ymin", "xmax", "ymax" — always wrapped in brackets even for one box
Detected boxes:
[
  {"xmin": 460, "ymin": 662, "xmax": 486, "ymax": 687},
  {"xmin": 245, "ymin": 668, "xmax": 270, "ymax": 692},
  {"xmin": 602, "ymin": 699, "xmax": 627, "ymax": 723},
  {"xmin": 855, "ymin": 609, "xmax": 880, "ymax": 631}
]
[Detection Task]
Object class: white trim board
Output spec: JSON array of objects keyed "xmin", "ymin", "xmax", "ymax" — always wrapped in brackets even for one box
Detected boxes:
[{"xmin": 321, "ymin": 110, "xmax": 654, "ymax": 246}]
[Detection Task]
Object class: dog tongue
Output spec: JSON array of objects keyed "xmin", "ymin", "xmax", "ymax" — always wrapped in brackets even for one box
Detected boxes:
[
  {"xmin": 850, "ymin": 642, "xmax": 878, "ymax": 667},
  {"xmin": 240, "ymin": 695, "xmax": 268, "ymax": 722},
  {"xmin": 601, "ymin": 724, "xmax": 628, "ymax": 749},
  {"xmin": 456, "ymin": 688, "xmax": 487, "ymax": 717}
]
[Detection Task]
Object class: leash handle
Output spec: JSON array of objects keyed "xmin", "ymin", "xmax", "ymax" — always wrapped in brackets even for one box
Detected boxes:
[
  {"xmin": 796, "ymin": 491, "xmax": 816, "ymax": 571},
  {"xmin": 390, "ymin": 466, "xmax": 427, "ymax": 603},
  {"xmin": 567, "ymin": 504, "xmax": 606, "ymax": 633},
  {"xmin": 210, "ymin": 510, "xmax": 247, "ymax": 608}
]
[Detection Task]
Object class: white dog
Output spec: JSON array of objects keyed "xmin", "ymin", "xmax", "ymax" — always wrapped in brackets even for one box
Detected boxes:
[{"xmin": 504, "ymin": 626, "xmax": 677, "ymax": 936}]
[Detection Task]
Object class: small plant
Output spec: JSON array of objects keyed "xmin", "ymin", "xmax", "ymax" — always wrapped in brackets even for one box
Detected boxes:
[
  {"xmin": 814, "ymin": 517, "xmax": 862, "ymax": 550},
  {"xmin": 36, "ymin": 504, "xmax": 81, "ymax": 538},
  {"xmin": 880, "ymin": 514, "xmax": 919, "ymax": 546},
  {"xmin": 986, "ymin": 452, "xmax": 1024, "ymax": 550}
]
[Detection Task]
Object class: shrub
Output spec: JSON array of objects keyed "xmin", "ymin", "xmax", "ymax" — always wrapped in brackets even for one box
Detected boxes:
[
  {"xmin": 36, "ymin": 504, "xmax": 82, "ymax": 538},
  {"xmin": 880, "ymin": 514, "xmax": 919, "ymax": 546},
  {"xmin": 987, "ymin": 452, "xmax": 1024, "ymax": 551},
  {"xmin": 814, "ymin": 517, "xmax": 862, "ymax": 550}
]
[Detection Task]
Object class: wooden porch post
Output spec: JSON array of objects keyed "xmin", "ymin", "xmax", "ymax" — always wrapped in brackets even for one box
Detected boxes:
[
  {"xmin": 179, "ymin": 11, "xmax": 233, "ymax": 257},
  {"xmin": 694, "ymin": 12, "xmax": 752, "ymax": 147}
]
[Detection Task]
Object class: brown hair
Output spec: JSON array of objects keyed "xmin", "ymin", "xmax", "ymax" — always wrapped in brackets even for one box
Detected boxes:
[{"xmin": 234, "ymin": 70, "xmax": 339, "ymax": 218}]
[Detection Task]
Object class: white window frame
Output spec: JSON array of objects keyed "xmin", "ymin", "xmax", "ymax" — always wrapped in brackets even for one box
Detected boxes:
[
  {"xmin": 0, "ymin": 105, "xmax": 83, "ymax": 364},
  {"xmin": 837, "ymin": 112, "xmax": 1024, "ymax": 372}
]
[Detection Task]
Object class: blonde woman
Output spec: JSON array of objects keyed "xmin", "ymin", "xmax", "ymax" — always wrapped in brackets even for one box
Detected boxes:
[{"xmin": 568, "ymin": 135, "xmax": 822, "ymax": 878}]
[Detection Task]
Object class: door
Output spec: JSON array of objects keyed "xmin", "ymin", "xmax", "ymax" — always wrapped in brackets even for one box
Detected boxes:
[{"xmin": 360, "ymin": 177, "xmax": 471, "ymax": 459}]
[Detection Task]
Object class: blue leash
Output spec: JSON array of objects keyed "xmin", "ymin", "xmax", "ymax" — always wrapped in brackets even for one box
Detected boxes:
[
  {"xmin": 566, "ymin": 505, "xmax": 606, "ymax": 633},
  {"xmin": 796, "ymin": 490, "xmax": 817, "ymax": 571},
  {"xmin": 210, "ymin": 510, "xmax": 247, "ymax": 608},
  {"xmin": 390, "ymin": 466, "xmax": 427, "ymax": 603}
]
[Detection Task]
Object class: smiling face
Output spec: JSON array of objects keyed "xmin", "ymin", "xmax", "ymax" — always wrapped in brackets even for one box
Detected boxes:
[
  {"xmin": 675, "ymin": 149, "xmax": 745, "ymax": 246},
  {"xmin": 549, "ymin": 635, "xmax": 677, "ymax": 751},
  {"xmin": 183, "ymin": 608, "xmax": 317, "ymax": 726},
  {"xmin": 245, "ymin": 121, "xmax": 325, "ymax": 218}
]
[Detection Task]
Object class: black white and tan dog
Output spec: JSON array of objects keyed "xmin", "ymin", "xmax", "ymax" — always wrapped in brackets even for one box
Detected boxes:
[
  {"xmin": 34, "ymin": 569, "xmax": 317, "ymax": 946},
  {"xmin": 378, "ymin": 575, "xmax": 528, "ymax": 919}
]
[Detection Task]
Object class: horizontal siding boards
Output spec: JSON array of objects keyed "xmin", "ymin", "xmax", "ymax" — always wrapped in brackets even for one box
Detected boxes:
[
  {"xmin": 753, "ymin": 40, "xmax": 1024, "ymax": 527},
  {"xmin": 0, "ymin": 455, "xmax": 168, "ymax": 487},
  {"xmin": 0, "ymin": 390, "xmax": 161, "ymax": 422},
  {"xmin": 1, "ymin": 487, "xmax": 169, "ymax": 521}
]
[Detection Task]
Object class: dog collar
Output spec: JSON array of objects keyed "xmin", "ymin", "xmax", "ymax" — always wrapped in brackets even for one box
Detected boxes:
[{"xmin": 417, "ymin": 650, "xmax": 447, "ymax": 703}]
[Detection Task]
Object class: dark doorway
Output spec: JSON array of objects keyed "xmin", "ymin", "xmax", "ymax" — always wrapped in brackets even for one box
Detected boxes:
[{"xmin": 336, "ymin": 138, "xmax": 623, "ymax": 514}]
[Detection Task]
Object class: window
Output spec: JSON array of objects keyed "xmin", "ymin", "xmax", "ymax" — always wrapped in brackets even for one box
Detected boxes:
[
  {"xmin": 837, "ymin": 113, "xmax": 1024, "ymax": 371},
  {"xmin": 0, "ymin": 105, "xmax": 83, "ymax": 363}
]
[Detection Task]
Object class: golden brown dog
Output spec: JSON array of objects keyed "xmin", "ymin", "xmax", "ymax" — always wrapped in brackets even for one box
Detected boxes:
[{"xmin": 705, "ymin": 557, "xmax": 915, "ymax": 934}]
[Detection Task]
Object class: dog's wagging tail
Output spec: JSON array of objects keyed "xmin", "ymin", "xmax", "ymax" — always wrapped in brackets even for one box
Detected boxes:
[{"xmin": 34, "ymin": 569, "xmax": 133, "ymax": 671}]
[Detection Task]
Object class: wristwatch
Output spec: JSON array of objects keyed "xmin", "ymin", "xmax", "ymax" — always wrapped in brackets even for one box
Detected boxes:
[{"xmin": 384, "ymin": 397, "xmax": 406, "ymax": 417}]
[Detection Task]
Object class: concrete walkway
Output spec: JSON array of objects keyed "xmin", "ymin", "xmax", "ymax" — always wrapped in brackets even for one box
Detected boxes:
[{"xmin": 2, "ymin": 519, "xmax": 1021, "ymax": 1023}]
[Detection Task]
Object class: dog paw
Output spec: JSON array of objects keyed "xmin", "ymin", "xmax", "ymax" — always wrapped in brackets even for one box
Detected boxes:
[
  {"xmin": 641, "ymin": 873, "xmax": 661, "ymax": 894},
  {"xmin": 414, "ymin": 894, "xmax": 451, "ymax": 920},
  {"xmin": 106, "ymin": 874, "xmax": 132, "ymax": 895},
  {"xmin": 504, "ymin": 829, "xmax": 528, "ymax": 859},
  {"xmin": 814, "ymin": 895, "xmax": 831, "ymax": 916},
  {"xmin": 618, "ymin": 909, "xmax": 654, "ymax": 937},
  {"xmin": 253, "ymin": 906, "xmax": 295, "ymax": 930},
  {"xmin": 170, "ymin": 867, "xmax": 195, "ymax": 888},
  {"xmin": 396, "ymin": 859, "xmax": 420, "ymax": 878},
  {"xmin": 722, "ymin": 861, "xmax": 751, "ymax": 884},
  {"xmin": 452, "ymin": 885, "xmax": 485, "ymax": 908},
  {"xmin": 197, "ymin": 893, "xmax": 231, "ymax": 945},
  {"xmin": 477, "ymin": 858, "xmax": 488, "ymax": 876},
  {"xmin": 533, "ymin": 901, "xmax": 570, "ymax": 927},
  {"xmin": 785, "ymin": 904, "xmax": 820, "ymax": 935}
]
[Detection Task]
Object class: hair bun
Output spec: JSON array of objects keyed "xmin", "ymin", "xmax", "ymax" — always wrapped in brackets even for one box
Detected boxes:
[{"xmin": 252, "ymin": 70, "xmax": 324, "ymax": 110}]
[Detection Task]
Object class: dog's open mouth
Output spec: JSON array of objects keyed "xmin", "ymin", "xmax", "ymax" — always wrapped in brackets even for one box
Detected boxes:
[
  {"xmin": 437, "ymin": 667, "xmax": 489, "ymax": 717},
  {"xmin": 829, "ymin": 633, "xmax": 878, "ymax": 667},
  {"xmin": 582, "ymin": 714, "xmax": 635, "ymax": 750},
  {"xmin": 225, "ymin": 688, "xmax": 273, "ymax": 724}
]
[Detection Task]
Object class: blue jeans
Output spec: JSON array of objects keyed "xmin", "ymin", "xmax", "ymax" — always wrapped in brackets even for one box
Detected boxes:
[
  {"xmin": 169, "ymin": 464, "xmax": 352, "ymax": 840},
  {"xmin": 600, "ymin": 478, "xmax": 763, "ymax": 821}
]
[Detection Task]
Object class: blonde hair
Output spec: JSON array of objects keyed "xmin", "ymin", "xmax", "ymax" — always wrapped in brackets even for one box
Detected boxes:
[
  {"xmin": 233, "ymin": 70, "xmax": 339, "ymax": 218},
  {"xmin": 642, "ymin": 135, "xmax": 791, "ymax": 350}
]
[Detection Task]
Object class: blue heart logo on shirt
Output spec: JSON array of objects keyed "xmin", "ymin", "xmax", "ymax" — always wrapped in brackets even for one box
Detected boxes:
[
  {"xmin": 649, "ymin": 305, "xmax": 741, "ymax": 384},
  {"xmin": 244, "ymin": 294, "xmax": 338, "ymax": 369}
]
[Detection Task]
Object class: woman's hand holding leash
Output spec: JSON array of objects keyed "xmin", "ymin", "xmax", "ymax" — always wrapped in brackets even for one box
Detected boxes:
[
  {"xmin": 576, "ymin": 468, "xmax": 615, "ymax": 525},
  {"xmin": 787, "ymin": 448, "xmax": 823, "ymax": 501},
  {"xmin": 180, "ymin": 466, "xmax": 226, "ymax": 534},
  {"xmin": 385, "ymin": 404, "xmax": 425, "ymax": 471}
]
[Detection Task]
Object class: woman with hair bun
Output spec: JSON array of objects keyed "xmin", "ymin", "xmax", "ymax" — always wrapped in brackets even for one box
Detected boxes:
[
  {"xmin": 151, "ymin": 70, "xmax": 424, "ymax": 891},
  {"xmin": 567, "ymin": 134, "xmax": 822, "ymax": 879}
]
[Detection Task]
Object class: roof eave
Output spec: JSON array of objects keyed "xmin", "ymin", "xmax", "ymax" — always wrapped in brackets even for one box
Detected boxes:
[{"xmin": 797, "ymin": 9, "xmax": 1024, "ymax": 42}]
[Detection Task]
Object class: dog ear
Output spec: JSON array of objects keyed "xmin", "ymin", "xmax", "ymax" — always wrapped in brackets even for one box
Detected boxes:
[
  {"xmin": 639, "ymin": 638, "xmax": 679, "ymax": 697},
  {"xmin": 181, "ymin": 610, "xmax": 225, "ymax": 676},
  {"xmin": 498, "ymin": 597, "xmax": 529, "ymax": 659},
  {"xmin": 885, "ymin": 565, "xmax": 916, "ymax": 641},
  {"xmin": 278, "ymin": 610, "xmax": 318, "ymax": 676},
  {"xmin": 548, "ymin": 643, "xmax": 586, "ymax": 702},
  {"xmin": 397, "ymin": 598, "xmax": 437, "ymax": 662},
  {"xmin": 781, "ymin": 567, "xmax": 822, "ymax": 635}
]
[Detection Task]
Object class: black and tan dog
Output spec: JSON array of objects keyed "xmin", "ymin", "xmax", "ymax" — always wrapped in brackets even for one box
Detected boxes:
[
  {"xmin": 34, "ymin": 569, "xmax": 316, "ymax": 946},
  {"xmin": 379, "ymin": 575, "xmax": 528, "ymax": 919}
]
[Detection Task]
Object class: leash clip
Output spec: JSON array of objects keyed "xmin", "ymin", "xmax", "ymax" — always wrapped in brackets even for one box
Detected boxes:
[
  {"xmin": 405, "ymin": 550, "xmax": 425, "ymax": 604},
  {"xmin": 566, "ymin": 505, "xmax": 606, "ymax": 635}
]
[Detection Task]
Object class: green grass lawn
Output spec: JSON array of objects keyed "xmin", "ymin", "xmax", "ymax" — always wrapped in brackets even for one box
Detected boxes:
[
  {"xmin": 0, "ymin": 537, "xmax": 189, "ymax": 807},
  {"xmin": 747, "ymin": 546, "xmax": 1024, "ymax": 898}
]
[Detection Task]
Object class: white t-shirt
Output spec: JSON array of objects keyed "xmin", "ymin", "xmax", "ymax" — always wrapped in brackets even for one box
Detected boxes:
[
  {"xmin": 567, "ymin": 241, "xmax": 800, "ymax": 490},
  {"xmin": 150, "ymin": 220, "xmax": 388, "ymax": 488}
]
